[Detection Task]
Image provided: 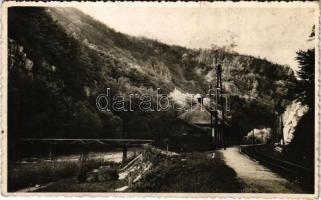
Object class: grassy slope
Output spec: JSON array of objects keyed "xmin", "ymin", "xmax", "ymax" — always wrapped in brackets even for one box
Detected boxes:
[
  {"xmin": 8, "ymin": 159, "xmax": 119, "ymax": 192},
  {"xmin": 35, "ymin": 177, "xmax": 127, "ymax": 192},
  {"xmin": 33, "ymin": 151, "xmax": 242, "ymax": 193},
  {"xmin": 132, "ymin": 152, "xmax": 242, "ymax": 193}
]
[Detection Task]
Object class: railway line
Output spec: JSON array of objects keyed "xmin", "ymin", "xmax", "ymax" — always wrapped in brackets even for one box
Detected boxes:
[{"xmin": 240, "ymin": 144, "xmax": 314, "ymax": 192}]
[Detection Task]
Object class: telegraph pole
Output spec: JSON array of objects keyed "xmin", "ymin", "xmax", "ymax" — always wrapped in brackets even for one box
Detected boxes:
[
  {"xmin": 208, "ymin": 84, "xmax": 215, "ymax": 149},
  {"xmin": 207, "ymin": 62, "xmax": 228, "ymax": 150},
  {"xmin": 216, "ymin": 64, "xmax": 225, "ymax": 148},
  {"xmin": 276, "ymin": 100, "xmax": 284, "ymax": 146},
  {"xmin": 217, "ymin": 64, "xmax": 227, "ymax": 149},
  {"xmin": 280, "ymin": 114, "xmax": 284, "ymax": 145},
  {"xmin": 215, "ymin": 65, "xmax": 220, "ymax": 147}
]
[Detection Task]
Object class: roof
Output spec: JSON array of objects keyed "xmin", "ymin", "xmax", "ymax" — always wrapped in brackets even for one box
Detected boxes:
[
  {"xmin": 171, "ymin": 118, "xmax": 209, "ymax": 132},
  {"xmin": 179, "ymin": 103, "xmax": 230, "ymax": 127}
]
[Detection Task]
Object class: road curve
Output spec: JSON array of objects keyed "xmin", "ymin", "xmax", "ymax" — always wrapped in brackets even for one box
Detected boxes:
[{"xmin": 219, "ymin": 147, "xmax": 305, "ymax": 193}]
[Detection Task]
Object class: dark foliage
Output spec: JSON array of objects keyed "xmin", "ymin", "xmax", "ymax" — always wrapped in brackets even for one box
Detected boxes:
[
  {"xmin": 229, "ymin": 95, "xmax": 275, "ymax": 136},
  {"xmin": 8, "ymin": 159, "xmax": 115, "ymax": 191},
  {"xmin": 294, "ymin": 48, "xmax": 315, "ymax": 107},
  {"xmin": 8, "ymin": 8, "xmax": 105, "ymax": 144},
  {"xmin": 284, "ymin": 26, "xmax": 315, "ymax": 169},
  {"xmin": 284, "ymin": 110, "xmax": 314, "ymax": 168}
]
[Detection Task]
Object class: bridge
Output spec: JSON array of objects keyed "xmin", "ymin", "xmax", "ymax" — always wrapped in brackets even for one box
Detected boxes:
[
  {"xmin": 20, "ymin": 138, "xmax": 154, "ymax": 162},
  {"xmin": 21, "ymin": 138, "xmax": 153, "ymax": 145}
]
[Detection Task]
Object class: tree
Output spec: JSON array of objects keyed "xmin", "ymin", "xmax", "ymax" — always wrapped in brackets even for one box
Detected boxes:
[
  {"xmin": 283, "ymin": 26, "xmax": 315, "ymax": 169},
  {"xmin": 294, "ymin": 26, "xmax": 315, "ymax": 108},
  {"xmin": 295, "ymin": 49, "xmax": 315, "ymax": 107}
]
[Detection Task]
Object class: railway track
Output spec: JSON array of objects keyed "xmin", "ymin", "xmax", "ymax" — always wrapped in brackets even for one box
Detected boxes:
[{"xmin": 240, "ymin": 145, "xmax": 314, "ymax": 192}]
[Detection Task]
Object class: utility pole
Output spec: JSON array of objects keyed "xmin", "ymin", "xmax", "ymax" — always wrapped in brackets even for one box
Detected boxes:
[
  {"xmin": 217, "ymin": 64, "xmax": 226, "ymax": 149},
  {"xmin": 280, "ymin": 115, "xmax": 284, "ymax": 145},
  {"xmin": 216, "ymin": 64, "xmax": 225, "ymax": 148},
  {"xmin": 207, "ymin": 61, "xmax": 228, "ymax": 150},
  {"xmin": 276, "ymin": 100, "xmax": 284, "ymax": 146},
  {"xmin": 208, "ymin": 84, "xmax": 216, "ymax": 149},
  {"xmin": 121, "ymin": 119, "xmax": 127, "ymax": 164},
  {"xmin": 122, "ymin": 132, "xmax": 128, "ymax": 164}
]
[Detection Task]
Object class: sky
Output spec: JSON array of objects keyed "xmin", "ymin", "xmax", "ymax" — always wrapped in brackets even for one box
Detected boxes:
[{"xmin": 78, "ymin": 4, "xmax": 316, "ymax": 72}]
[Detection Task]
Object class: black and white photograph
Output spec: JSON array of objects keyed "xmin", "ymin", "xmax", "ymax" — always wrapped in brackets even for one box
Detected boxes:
[{"xmin": 1, "ymin": 1, "xmax": 319, "ymax": 197}]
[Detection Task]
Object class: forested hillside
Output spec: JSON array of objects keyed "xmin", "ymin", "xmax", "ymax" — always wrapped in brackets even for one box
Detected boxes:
[{"xmin": 8, "ymin": 7, "xmax": 296, "ymax": 145}]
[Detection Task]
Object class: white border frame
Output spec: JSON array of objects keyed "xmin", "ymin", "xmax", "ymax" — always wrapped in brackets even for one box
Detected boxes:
[{"xmin": 1, "ymin": 1, "xmax": 320, "ymax": 198}]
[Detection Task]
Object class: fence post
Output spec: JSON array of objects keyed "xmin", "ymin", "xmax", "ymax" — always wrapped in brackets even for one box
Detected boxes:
[
  {"xmin": 122, "ymin": 144, "xmax": 127, "ymax": 164},
  {"xmin": 48, "ymin": 142, "xmax": 52, "ymax": 160}
]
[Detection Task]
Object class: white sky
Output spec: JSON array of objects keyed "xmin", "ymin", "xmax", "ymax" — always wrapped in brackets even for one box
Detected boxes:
[{"xmin": 78, "ymin": 5, "xmax": 316, "ymax": 72}]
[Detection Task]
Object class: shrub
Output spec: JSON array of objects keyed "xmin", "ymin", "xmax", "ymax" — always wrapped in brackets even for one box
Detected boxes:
[
  {"xmin": 77, "ymin": 163, "xmax": 89, "ymax": 182},
  {"xmin": 8, "ymin": 159, "xmax": 118, "ymax": 191},
  {"xmin": 8, "ymin": 161, "xmax": 79, "ymax": 191},
  {"xmin": 98, "ymin": 167, "xmax": 119, "ymax": 181}
]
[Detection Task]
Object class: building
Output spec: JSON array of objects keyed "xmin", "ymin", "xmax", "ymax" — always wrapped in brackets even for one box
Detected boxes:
[{"xmin": 168, "ymin": 103, "xmax": 231, "ymax": 151}]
